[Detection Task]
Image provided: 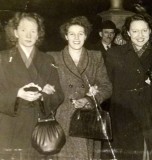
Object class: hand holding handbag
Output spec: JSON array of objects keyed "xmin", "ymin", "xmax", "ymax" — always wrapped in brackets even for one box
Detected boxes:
[
  {"xmin": 69, "ymin": 76, "xmax": 112, "ymax": 140},
  {"xmin": 14, "ymin": 87, "xmax": 66, "ymax": 155},
  {"xmin": 69, "ymin": 102, "xmax": 112, "ymax": 140}
]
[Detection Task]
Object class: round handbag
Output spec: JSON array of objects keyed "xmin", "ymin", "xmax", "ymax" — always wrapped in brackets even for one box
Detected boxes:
[{"xmin": 32, "ymin": 113, "xmax": 66, "ymax": 155}]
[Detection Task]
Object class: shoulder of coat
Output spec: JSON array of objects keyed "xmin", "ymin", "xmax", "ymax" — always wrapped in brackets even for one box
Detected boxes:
[{"xmin": 0, "ymin": 49, "xmax": 11, "ymax": 63}]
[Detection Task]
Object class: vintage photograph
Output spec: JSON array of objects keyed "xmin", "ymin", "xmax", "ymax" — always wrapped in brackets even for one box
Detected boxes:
[{"xmin": 0, "ymin": 0, "xmax": 152, "ymax": 159}]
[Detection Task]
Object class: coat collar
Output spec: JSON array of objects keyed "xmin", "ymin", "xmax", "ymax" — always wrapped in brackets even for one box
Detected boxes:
[
  {"xmin": 125, "ymin": 41, "xmax": 152, "ymax": 65},
  {"xmin": 62, "ymin": 46, "xmax": 89, "ymax": 79},
  {"xmin": 6, "ymin": 46, "xmax": 43, "ymax": 85}
]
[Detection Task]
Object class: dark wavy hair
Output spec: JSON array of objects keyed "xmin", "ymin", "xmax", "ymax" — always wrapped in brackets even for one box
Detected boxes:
[
  {"xmin": 60, "ymin": 16, "xmax": 92, "ymax": 40},
  {"xmin": 122, "ymin": 13, "xmax": 152, "ymax": 41},
  {"xmin": 5, "ymin": 12, "xmax": 45, "ymax": 47}
]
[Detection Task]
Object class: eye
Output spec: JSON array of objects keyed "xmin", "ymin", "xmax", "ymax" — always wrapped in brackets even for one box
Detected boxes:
[
  {"xmin": 31, "ymin": 30, "xmax": 36, "ymax": 33},
  {"xmin": 132, "ymin": 30, "xmax": 137, "ymax": 33},
  {"xmin": 79, "ymin": 32, "xmax": 84, "ymax": 36},
  {"xmin": 143, "ymin": 29, "xmax": 148, "ymax": 32},
  {"xmin": 69, "ymin": 33, "xmax": 74, "ymax": 36}
]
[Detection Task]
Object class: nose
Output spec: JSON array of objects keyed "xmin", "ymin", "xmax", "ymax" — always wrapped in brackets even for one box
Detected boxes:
[
  {"xmin": 138, "ymin": 31, "xmax": 144, "ymax": 37},
  {"xmin": 26, "ymin": 32, "xmax": 31, "ymax": 38},
  {"xmin": 107, "ymin": 33, "xmax": 113, "ymax": 38},
  {"xmin": 75, "ymin": 34, "xmax": 79, "ymax": 40}
]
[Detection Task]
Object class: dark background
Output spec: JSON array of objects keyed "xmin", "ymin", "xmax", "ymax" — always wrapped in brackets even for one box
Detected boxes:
[{"xmin": 0, "ymin": 0, "xmax": 151, "ymax": 51}]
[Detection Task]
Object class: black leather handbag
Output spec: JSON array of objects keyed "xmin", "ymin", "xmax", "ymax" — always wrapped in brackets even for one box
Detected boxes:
[
  {"xmin": 69, "ymin": 105, "xmax": 112, "ymax": 140},
  {"xmin": 31, "ymin": 112, "xmax": 66, "ymax": 155}
]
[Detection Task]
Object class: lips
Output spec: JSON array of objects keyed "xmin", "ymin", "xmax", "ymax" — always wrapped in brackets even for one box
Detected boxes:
[
  {"xmin": 73, "ymin": 41, "xmax": 80, "ymax": 44},
  {"xmin": 25, "ymin": 40, "xmax": 32, "ymax": 43},
  {"xmin": 137, "ymin": 39, "xmax": 144, "ymax": 42}
]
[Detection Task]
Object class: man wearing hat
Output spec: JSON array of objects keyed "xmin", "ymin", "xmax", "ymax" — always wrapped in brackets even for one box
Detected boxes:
[
  {"xmin": 92, "ymin": 20, "xmax": 118, "ymax": 112},
  {"xmin": 97, "ymin": 20, "xmax": 119, "ymax": 61}
]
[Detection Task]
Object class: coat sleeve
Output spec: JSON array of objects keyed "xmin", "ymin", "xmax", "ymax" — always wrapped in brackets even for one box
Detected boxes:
[
  {"xmin": 89, "ymin": 52, "xmax": 112, "ymax": 104},
  {"xmin": 0, "ymin": 60, "xmax": 18, "ymax": 116},
  {"xmin": 42, "ymin": 55, "xmax": 64, "ymax": 113}
]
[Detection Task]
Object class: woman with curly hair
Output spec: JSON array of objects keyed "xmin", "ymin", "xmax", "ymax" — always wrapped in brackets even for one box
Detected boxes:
[
  {"xmin": 103, "ymin": 13, "xmax": 152, "ymax": 159},
  {"xmin": 49, "ymin": 16, "xmax": 112, "ymax": 159},
  {"xmin": 0, "ymin": 12, "xmax": 64, "ymax": 159}
]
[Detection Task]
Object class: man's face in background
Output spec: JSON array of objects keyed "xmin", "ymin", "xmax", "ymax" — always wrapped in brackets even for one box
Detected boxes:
[{"xmin": 99, "ymin": 29, "xmax": 115, "ymax": 45}]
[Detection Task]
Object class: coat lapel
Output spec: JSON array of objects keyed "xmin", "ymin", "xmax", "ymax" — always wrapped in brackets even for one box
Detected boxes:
[
  {"xmin": 124, "ymin": 43, "xmax": 145, "ymax": 73},
  {"xmin": 4, "ymin": 47, "xmax": 31, "ymax": 87},
  {"xmin": 77, "ymin": 47, "xmax": 89, "ymax": 74},
  {"xmin": 62, "ymin": 46, "xmax": 89, "ymax": 79}
]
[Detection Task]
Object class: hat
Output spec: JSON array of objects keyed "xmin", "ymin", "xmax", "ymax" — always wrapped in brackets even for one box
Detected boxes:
[{"xmin": 99, "ymin": 20, "xmax": 117, "ymax": 31}]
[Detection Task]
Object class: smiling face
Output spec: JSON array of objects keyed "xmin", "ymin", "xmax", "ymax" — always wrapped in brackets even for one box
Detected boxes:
[
  {"xmin": 65, "ymin": 25, "xmax": 87, "ymax": 50},
  {"xmin": 14, "ymin": 17, "xmax": 38, "ymax": 48},
  {"xmin": 127, "ymin": 20, "xmax": 151, "ymax": 50}
]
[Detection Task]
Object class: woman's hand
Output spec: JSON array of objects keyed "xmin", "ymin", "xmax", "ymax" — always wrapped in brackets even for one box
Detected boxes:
[
  {"xmin": 72, "ymin": 98, "xmax": 90, "ymax": 109},
  {"xmin": 114, "ymin": 33, "xmax": 127, "ymax": 45},
  {"xmin": 17, "ymin": 83, "xmax": 42, "ymax": 101},
  {"xmin": 42, "ymin": 84, "xmax": 55, "ymax": 95},
  {"xmin": 86, "ymin": 85, "xmax": 99, "ymax": 97}
]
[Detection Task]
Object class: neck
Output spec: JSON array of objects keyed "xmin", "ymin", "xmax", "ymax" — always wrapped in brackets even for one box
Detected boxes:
[
  {"xmin": 68, "ymin": 46, "xmax": 82, "ymax": 66},
  {"xmin": 19, "ymin": 43, "xmax": 34, "ymax": 58},
  {"xmin": 68, "ymin": 46, "xmax": 82, "ymax": 55}
]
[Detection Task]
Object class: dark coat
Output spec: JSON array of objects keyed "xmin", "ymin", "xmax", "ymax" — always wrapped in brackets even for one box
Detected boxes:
[
  {"xmin": 89, "ymin": 41, "xmax": 118, "ymax": 61},
  {"xmin": 104, "ymin": 42, "xmax": 152, "ymax": 159},
  {"xmin": 0, "ymin": 47, "xmax": 64, "ymax": 159},
  {"xmin": 49, "ymin": 46, "xmax": 112, "ymax": 160}
]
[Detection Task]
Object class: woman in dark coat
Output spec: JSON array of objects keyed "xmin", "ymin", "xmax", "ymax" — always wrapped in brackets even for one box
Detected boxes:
[
  {"xmin": 0, "ymin": 12, "xmax": 64, "ymax": 159},
  {"xmin": 49, "ymin": 16, "xmax": 112, "ymax": 159},
  {"xmin": 103, "ymin": 13, "xmax": 152, "ymax": 160}
]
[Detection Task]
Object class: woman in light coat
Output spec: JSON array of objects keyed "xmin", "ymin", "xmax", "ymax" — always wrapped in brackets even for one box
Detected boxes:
[{"xmin": 49, "ymin": 16, "xmax": 112, "ymax": 160}]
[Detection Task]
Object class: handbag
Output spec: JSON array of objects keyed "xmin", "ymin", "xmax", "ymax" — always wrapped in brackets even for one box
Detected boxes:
[
  {"xmin": 32, "ymin": 112, "xmax": 66, "ymax": 155},
  {"xmin": 69, "ymin": 104, "xmax": 112, "ymax": 140},
  {"xmin": 31, "ymin": 100, "xmax": 66, "ymax": 155},
  {"xmin": 69, "ymin": 75, "xmax": 112, "ymax": 140}
]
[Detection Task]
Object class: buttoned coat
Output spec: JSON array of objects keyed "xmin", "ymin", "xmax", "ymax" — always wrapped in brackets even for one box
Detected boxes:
[
  {"xmin": 104, "ymin": 42, "xmax": 152, "ymax": 159},
  {"xmin": 49, "ymin": 46, "xmax": 112, "ymax": 160},
  {"xmin": 0, "ymin": 46, "xmax": 64, "ymax": 159}
]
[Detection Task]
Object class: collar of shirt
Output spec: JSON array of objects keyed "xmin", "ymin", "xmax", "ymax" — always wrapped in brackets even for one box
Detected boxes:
[
  {"xmin": 17, "ymin": 44, "xmax": 35, "ymax": 68},
  {"xmin": 102, "ymin": 42, "xmax": 111, "ymax": 50}
]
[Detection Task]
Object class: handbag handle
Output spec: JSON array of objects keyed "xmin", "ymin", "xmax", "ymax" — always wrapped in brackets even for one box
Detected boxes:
[
  {"xmin": 37, "ymin": 111, "xmax": 55, "ymax": 122},
  {"xmin": 85, "ymin": 75, "xmax": 116, "ymax": 159}
]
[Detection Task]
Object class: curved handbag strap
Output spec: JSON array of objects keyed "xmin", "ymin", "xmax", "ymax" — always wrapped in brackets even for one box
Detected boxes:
[{"xmin": 84, "ymin": 75, "xmax": 116, "ymax": 159}]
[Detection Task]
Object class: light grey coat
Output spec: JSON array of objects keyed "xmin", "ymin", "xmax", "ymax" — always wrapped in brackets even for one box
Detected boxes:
[{"xmin": 49, "ymin": 46, "xmax": 112, "ymax": 160}]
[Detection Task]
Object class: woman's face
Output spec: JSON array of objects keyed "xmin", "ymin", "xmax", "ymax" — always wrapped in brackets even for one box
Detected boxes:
[
  {"xmin": 65, "ymin": 25, "xmax": 87, "ymax": 50},
  {"xmin": 14, "ymin": 18, "xmax": 38, "ymax": 47},
  {"xmin": 127, "ymin": 20, "xmax": 151, "ymax": 50}
]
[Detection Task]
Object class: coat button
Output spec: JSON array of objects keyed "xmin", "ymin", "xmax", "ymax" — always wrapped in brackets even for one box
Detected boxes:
[
  {"xmin": 81, "ymin": 84, "xmax": 85, "ymax": 88},
  {"xmin": 69, "ymin": 84, "xmax": 73, "ymax": 88}
]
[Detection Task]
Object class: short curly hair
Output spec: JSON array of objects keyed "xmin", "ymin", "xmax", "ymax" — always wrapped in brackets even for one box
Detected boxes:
[
  {"xmin": 122, "ymin": 13, "xmax": 152, "ymax": 41},
  {"xmin": 5, "ymin": 12, "xmax": 45, "ymax": 47},
  {"xmin": 60, "ymin": 16, "xmax": 92, "ymax": 40}
]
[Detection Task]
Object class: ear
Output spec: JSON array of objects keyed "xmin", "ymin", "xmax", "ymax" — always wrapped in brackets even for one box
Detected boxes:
[
  {"xmin": 127, "ymin": 31, "xmax": 131, "ymax": 37},
  {"xmin": 99, "ymin": 32, "xmax": 102, "ymax": 37},
  {"xmin": 14, "ymin": 30, "xmax": 18, "ymax": 38},
  {"xmin": 65, "ymin": 35, "xmax": 68, "ymax": 41}
]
